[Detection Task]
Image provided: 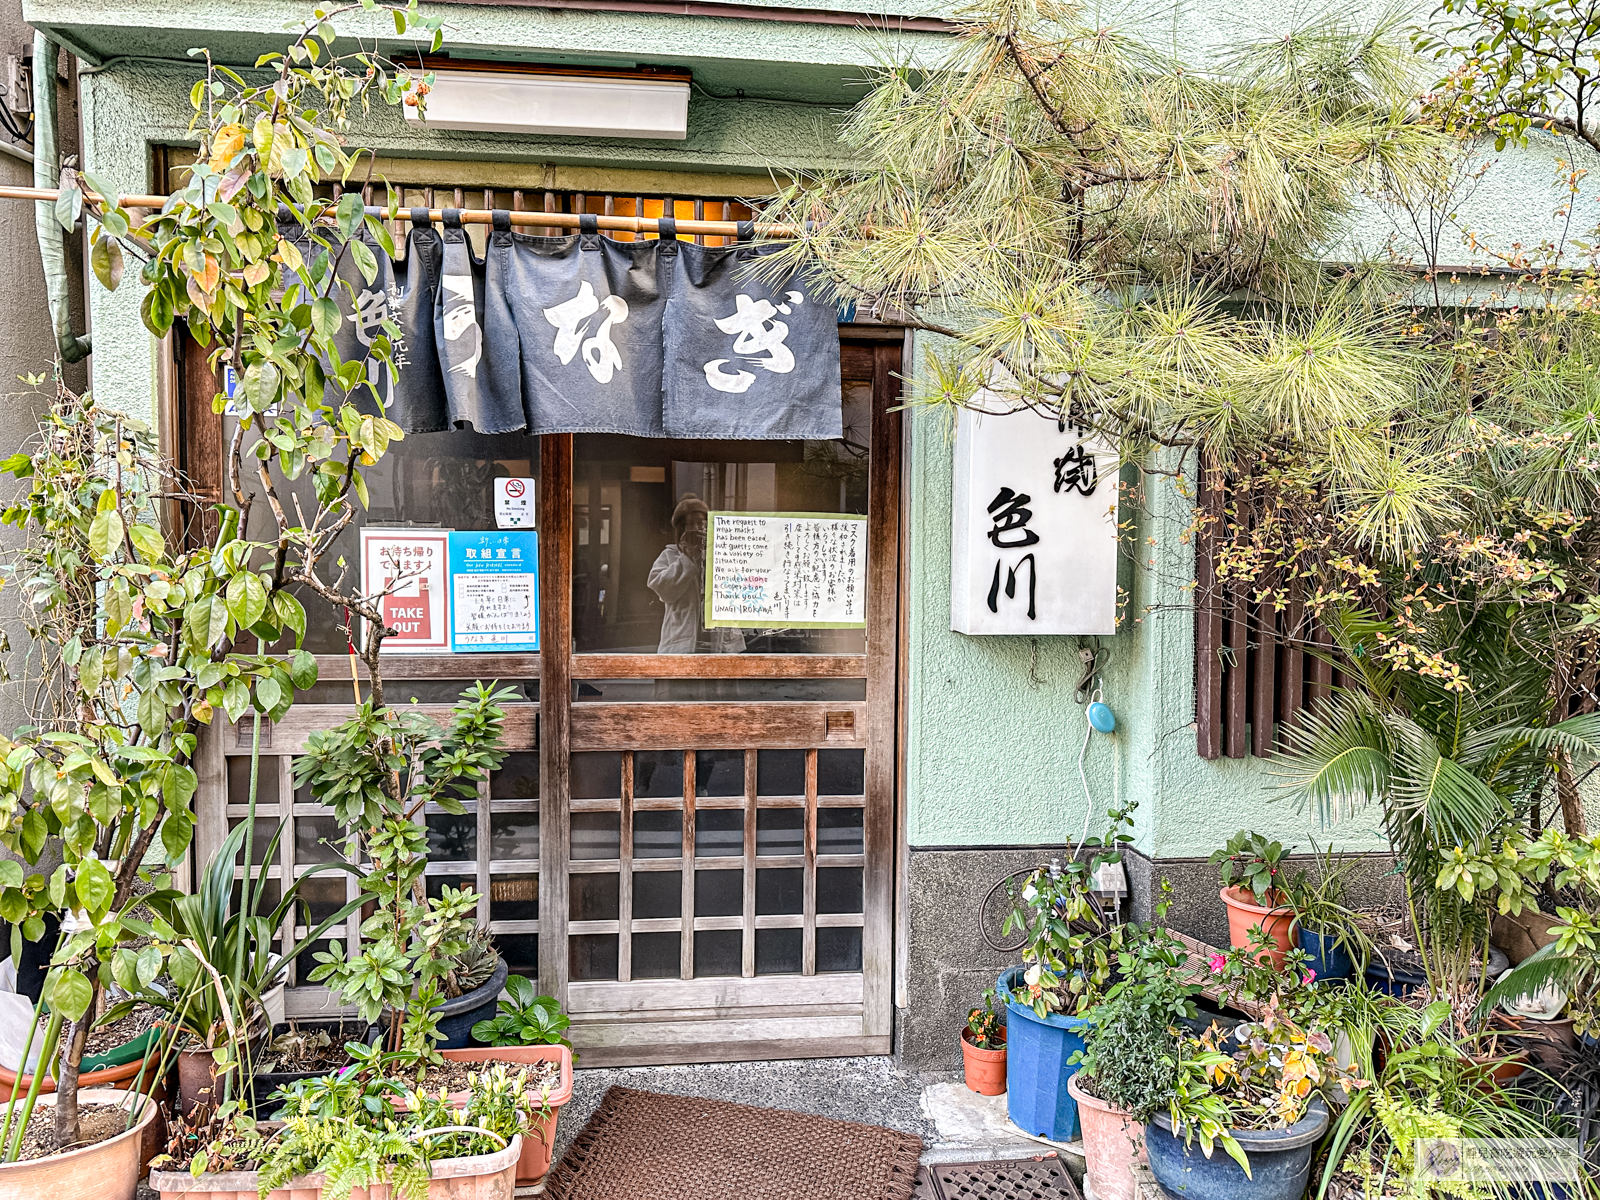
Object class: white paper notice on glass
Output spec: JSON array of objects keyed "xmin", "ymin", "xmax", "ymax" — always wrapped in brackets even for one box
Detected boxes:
[
  {"xmin": 360, "ymin": 528, "xmax": 452, "ymax": 653},
  {"xmin": 704, "ymin": 512, "xmax": 867, "ymax": 629},
  {"xmin": 494, "ymin": 477, "xmax": 537, "ymax": 529}
]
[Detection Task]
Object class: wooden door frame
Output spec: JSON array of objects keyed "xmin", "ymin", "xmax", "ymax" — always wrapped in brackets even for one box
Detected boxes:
[{"xmin": 171, "ymin": 322, "xmax": 911, "ymax": 1054}]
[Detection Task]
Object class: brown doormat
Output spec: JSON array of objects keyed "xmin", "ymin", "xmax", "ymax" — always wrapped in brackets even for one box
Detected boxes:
[{"xmin": 545, "ymin": 1085, "xmax": 925, "ymax": 1200}]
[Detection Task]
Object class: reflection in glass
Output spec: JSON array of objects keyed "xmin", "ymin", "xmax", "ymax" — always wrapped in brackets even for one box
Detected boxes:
[
  {"xmin": 755, "ymin": 868, "xmax": 803, "ymax": 916},
  {"xmin": 632, "ymin": 871, "xmax": 683, "ymax": 920},
  {"xmin": 571, "ymin": 753, "xmax": 622, "ymax": 799},
  {"xmin": 570, "ymin": 873, "xmax": 620, "ymax": 921},
  {"xmin": 633, "ymin": 811, "xmax": 682, "ymax": 859},
  {"xmin": 489, "ymin": 873, "xmax": 538, "ymax": 922},
  {"xmin": 695, "ymin": 810, "xmax": 743, "ymax": 858},
  {"xmin": 817, "ymin": 867, "xmax": 864, "ymax": 914},
  {"xmin": 757, "ymin": 750, "xmax": 805, "ymax": 796},
  {"xmin": 297, "ymin": 938, "xmax": 334, "ymax": 984},
  {"xmin": 294, "ymin": 874, "xmax": 349, "ymax": 926},
  {"xmin": 817, "ymin": 748, "xmax": 865, "ymax": 795},
  {"xmin": 570, "ymin": 435, "xmax": 869, "ymax": 656},
  {"xmin": 228, "ymin": 818, "xmax": 281, "ymax": 866},
  {"xmin": 634, "ymin": 751, "xmax": 683, "ymax": 797},
  {"xmin": 756, "ymin": 929, "xmax": 803, "ymax": 975},
  {"xmin": 756, "ymin": 808, "xmax": 804, "ymax": 857},
  {"xmin": 500, "ymin": 934, "xmax": 538, "ymax": 978},
  {"xmin": 491, "ymin": 753, "xmax": 539, "ymax": 800},
  {"xmin": 225, "ymin": 421, "xmax": 539, "ymax": 655},
  {"xmin": 571, "ymin": 812, "xmax": 621, "ymax": 860},
  {"xmin": 570, "ymin": 934, "xmax": 619, "ymax": 981},
  {"xmin": 490, "ymin": 812, "xmax": 539, "ymax": 860},
  {"xmin": 228, "ymin": 755, "xmax": 280, "ymax": 806},
  {"xmin": 693, "ymin": 929, "xmax": 742, "ymax": 978},
  {"xmin": 817, "ymin": 808, "xmax": 865, "ymax": 856},
  {"xmin": 696, "ymin": 750, "xmax": 745, "ymax": 796},
  {"xmin": 694, "ymin": 869, "xmax": 742, "ymax": 917},
  {"xmin": 632, "ymin": 932, "xmax": 681, "ymax": 979},
  {"xmin": 231, "ymin": 878, "xmax": 281, "ymax": 913},
  {"xmin": 295, "ymin": 816, "xmax": 348, "ymax": 864},
  {"xmin": 817, "ymin": 927, "xmax": 863, "ymax": 973},
  {"xmin": 426, "ymin": 812, "xmax": 476, "ymax": 861}
]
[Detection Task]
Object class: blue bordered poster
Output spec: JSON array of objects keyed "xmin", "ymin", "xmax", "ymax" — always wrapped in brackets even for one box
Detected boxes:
[{"xmin": 448, "ymin": 530, "xmax": 539, "ymax": 652}]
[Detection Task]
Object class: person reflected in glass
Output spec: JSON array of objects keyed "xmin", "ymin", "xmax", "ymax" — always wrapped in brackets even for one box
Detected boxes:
[
  {"xmin": 648, "ymin": 495, "xmax": 743, "ymax": 700},
  {"xmin": 648, "ymin": 494, "xmax": 744, "ymax": 657}
]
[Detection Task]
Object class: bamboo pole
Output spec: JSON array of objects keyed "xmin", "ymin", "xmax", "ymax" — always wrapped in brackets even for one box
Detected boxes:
[{"xmin": 0, "ymin": 183, "xmax": 801, "ymax": 238}]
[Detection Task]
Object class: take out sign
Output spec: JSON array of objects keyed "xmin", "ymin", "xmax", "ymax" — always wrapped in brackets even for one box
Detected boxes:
[{"xmin": 360, "ymin": 528, "xmax": 451, "ymax": 653}]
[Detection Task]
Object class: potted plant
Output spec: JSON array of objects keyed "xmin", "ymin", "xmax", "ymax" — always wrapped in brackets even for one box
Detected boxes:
[
  {"xmin": 293, "ymin": 682, "xmax": 518, "ymax": 1064},
  {"xmin": 150, "ymin": 1060, "xmax": 534, "ymax": 1200},
  {"xmin": 998, "ymin": 804, "xmax": 1140, "ymax": 1142},
  {"xmin": 959, "ymin": 988, "xmax": 1006, "ymax": 1097},
  {"xmin": 1069, "ymin": 916, "xmax": 1196, "ymax": 1200},
  {"xmin": 1210, "ymin": 831, "xmax": 1296, "ymax": 968},
  {"xmin": 106, "ymin": 818, "xmax": 359, "ymax": 1118},
  {"xmin": 462, "ymin": 976, "xmax": 576, "ymax": 1186},
  {"xmin": 1148, "ymin": 1000, "xmax": 1364, "ymax": 1200},
  {"xmin": 1283, "ymin": 843, "xmax": 1371, "ymax": 982}
]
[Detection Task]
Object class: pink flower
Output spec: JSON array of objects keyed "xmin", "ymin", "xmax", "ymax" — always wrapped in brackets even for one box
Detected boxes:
[
  {"xmin": 1208, "ymin": 954, "xmax": 1227, "ymax": 974},
  {"xmin": 1302, "ymin": 968, "xmax": 1316, "ymax": 984}
]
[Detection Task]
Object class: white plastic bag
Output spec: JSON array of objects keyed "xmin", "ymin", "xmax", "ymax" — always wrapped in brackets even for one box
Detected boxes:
[{"xmin": 0, "ymin": 990, "xmax": 43, "ymax": 1074}]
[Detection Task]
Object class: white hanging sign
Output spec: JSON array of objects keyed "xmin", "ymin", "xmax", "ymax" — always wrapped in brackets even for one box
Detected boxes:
[{"xmin": 950, "ymin": 404, "xmax": 1119, "ymax": 635}]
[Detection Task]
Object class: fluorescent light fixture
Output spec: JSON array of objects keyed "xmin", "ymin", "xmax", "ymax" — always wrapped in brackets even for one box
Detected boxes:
[{"xmin": 404, "ymin": 68, "xmax": 690, "ymax": 140}]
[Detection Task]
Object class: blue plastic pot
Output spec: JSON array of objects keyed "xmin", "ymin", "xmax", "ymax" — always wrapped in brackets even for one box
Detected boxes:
[
  {"xmin": 1296, "ymin": 923, "xmax": 1354, "ymax": 982},
  {"xmin": 997, "ymin": 966, "xmax": 1092, "ymax": 1142},
  {"xmin": 1147, "ymin": 1096, "xmax": 1329, "ymax": 1200}
]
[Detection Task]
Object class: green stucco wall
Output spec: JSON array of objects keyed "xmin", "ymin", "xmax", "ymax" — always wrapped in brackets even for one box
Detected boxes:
[{"xmin": 32, "ymin": 0, "xmax": 1600, "ymax": 861}]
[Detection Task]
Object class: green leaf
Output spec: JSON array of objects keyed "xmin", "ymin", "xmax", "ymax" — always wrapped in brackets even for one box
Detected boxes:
[
  {"xmin": 136, "ymin": 944, "xmax": 162, "ymax": 988},
  {"xmin": 289, "ymin": 648, "xmax": 318, "ymax": 690},
  {"xmin": 349, "ymin": 239, "xmax": 378, "ymax": 285},
  {"xmin": 91, "ymin": 235, "xmax": 125, "ymax": 291},
  {"xmin": 255, "ymin": 675, "xmax": 282, "ymax": 713},
  {"xmin": 21, "ymin": 810, "xmax": 46, "ymax": 861},
  {"xmin": 162, "ymin": 763, "xmax": 198, "ymax": 810},
  {"xmin": 223, "ymin": 677, "xmax": 250, "ymax": 722},
  {"xmin": 336, "ymin": 190, "xmax": 365, "ymax": 239},
  {"xmin": 54, "ymin": 184, "xmax": 82, "ymax": 232},
  {"xmin": 161, "ymin": 810, "xmax": 194, "ymax": 864},
  {"xmin": 47, "ymin": 864, "xmax": 68, "ymax": 909},
  {"xmin": 112, "ymin": 947, "xmax": 139, "ymax": 993},
  {"xmin": 311, "ymin": 296, "xmax": 342, "ymax": 339},
  {"xmin": 0, "ymin": 859, "xmax": 23, "ymax": 890},
  {"xmin": 226, "ymin": 570, "xmax": 269, "ymax": 628},
  {"xmin": 75, "ymin": 856, "xmax": 114, "ymax": 914},
  {"xmin": 50, "ymin": 969, "xmax": 93, "ymax": 1021},
  {"xmin": 129, "ymin": 522, "xmax": 166, "ymax": 564},
  {"xmin": 88, "ymin": 508, "xmax": 125, "ymax": 563}
]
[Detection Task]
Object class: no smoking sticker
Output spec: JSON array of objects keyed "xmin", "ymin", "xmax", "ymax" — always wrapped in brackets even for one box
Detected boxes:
[{"xmin": 495, "ymin": 477, "xmax": 537, "ymax": 529}]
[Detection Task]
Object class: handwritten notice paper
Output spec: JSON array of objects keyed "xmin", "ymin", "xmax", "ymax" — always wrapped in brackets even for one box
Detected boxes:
[{"xmin": 704, "ymin": 512, "xmax": 867, "ymax": 629}]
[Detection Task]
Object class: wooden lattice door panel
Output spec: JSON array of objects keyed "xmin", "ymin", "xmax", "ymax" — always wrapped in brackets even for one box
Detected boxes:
[{"xmin": 539, "ymin": 337, "xmax": 903, "ymax": 1066}]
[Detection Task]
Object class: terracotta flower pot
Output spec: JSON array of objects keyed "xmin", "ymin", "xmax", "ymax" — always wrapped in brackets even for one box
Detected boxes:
[
  {"xmin": 0, "ymin": 1047, "xmax": 165, "ymax": 1097},
  {"xmin": 149, "ymin": 1133, "xmax": 521, "ymax": 1200},
  {"xmin": 959, "ymin": 1028, "xmax": 1006, "ymax": 1096},
  {"xmin": 0, "ymin": 1087, "xmax": 160, "ymax": 1200},
  {"xmin": 396, "ymin": 1046, "xmax": 573, "ymax": 1189},
  {"xmin": 1068, "ymin": 1072, "xmax": 1145, "ymax": 1200},
  {"xmin": 1220, "ymin": 886, "xmax": 1295, "ymax": 969}
]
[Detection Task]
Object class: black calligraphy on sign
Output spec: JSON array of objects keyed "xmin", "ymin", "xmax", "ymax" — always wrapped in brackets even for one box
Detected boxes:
[
  {"xmin": 986, "ymin": 487, "xmax": 1041, "ymax": 548},
  {"xmin": 985, "ymin": 486, "xmax": 1039, "ymax": 620},
  {"xmin": 1053, "ymin": 442, "xmax": 1098, "ymax": 496},
  {"xmin": 987, "ymin": 554, "xmax": 1037, "ymax": 621}
]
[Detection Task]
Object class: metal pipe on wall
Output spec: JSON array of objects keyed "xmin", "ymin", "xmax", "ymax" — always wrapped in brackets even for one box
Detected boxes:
[{"xmin": 32, "ymin": 32, "xmax": 89, "ymax": 364}]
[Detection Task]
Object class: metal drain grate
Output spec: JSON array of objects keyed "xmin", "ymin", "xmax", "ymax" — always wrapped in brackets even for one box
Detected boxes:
[
  {"xmin": 920, "ymin": 1157, "xmax": 1083, "ymax": 1200},
  {"xmin": 912, "ymin": 1166, "xmax": 944, "ymax": 1199}
]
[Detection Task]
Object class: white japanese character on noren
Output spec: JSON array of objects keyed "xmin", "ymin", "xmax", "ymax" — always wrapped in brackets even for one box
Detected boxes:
[
  {"xmin": 703, "ymin": 291, "xmax": 804, "ymax": 394},
  {"xmin": 543, "ymin": 281, "xmax": 629, "ymax": 385}
]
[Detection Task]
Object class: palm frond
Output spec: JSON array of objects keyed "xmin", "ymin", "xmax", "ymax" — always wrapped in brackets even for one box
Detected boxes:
[{"xmin": 1273, "ymin": 692, "xmax": 1391, "ymax": 826}]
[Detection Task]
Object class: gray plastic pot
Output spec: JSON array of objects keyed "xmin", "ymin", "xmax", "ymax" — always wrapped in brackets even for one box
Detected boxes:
[
  {"xmin": 380, "ymin": 957, "xmax": 509, "ymax": 1050},
  {"xmin": 1146, "ymin": 1096, "xmax": 1329, "ymax": 1200}
]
